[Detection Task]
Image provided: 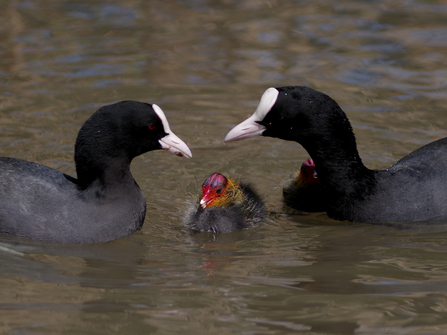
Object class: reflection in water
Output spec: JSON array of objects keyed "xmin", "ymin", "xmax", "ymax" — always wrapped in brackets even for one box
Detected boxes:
[{"xmin": 1, "ymin": 0, "xmax": 447, "ymax": 334}]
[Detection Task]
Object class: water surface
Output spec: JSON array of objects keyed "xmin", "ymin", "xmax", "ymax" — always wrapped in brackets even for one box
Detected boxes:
[{"xmin": 1, "ymin": 0, "xmax": 447, "ymax": 334}]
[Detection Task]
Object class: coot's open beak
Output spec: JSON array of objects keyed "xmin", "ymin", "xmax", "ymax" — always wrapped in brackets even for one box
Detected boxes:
[
  {"xmin": 153, "ymin": 104, "xmax": 192, "ymax": 158},
  {"xmin": 224, "ymin": 87, "xmax": 279, "ymax": 142}
]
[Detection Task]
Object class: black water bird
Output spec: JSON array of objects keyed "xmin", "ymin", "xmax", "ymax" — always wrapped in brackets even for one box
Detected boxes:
[
  {"xmin": 225, "ymin": 86, "xmax": 447, "ymax": 223},
  {"xmin": 0, "ymin": 101, "xmax": 192, "ymax": 243}
]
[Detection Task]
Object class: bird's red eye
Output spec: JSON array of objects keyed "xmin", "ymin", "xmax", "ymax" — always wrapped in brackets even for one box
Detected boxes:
[{"xmin": 148, "ymin": 124, "xmax": 155, "ymax": 130}]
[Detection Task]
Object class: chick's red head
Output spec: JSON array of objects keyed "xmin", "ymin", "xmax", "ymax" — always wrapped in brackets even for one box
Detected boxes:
[
  {"xmin": 299, "ymin": 159, "xmax": 320, "ymax": 185},
  {"xmin": 200, "ymin": 173, "xmax": 229, "ymax": 209}
]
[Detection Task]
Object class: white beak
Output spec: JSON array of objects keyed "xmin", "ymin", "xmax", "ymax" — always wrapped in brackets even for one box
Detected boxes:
[
  {"xmin": 159, "ymin": 132, "xmax": 192, "ymax": 158},
  {"xmin": 224, "ymin": 113, "xmax": 266, "ymax": 142},
  {"xmin": 153, "ymin": 104, "xmax": 192, "ymax": 158},
  {"xmin": 224, "ymin": 87, "xmax": 279, "ymax": 142}
]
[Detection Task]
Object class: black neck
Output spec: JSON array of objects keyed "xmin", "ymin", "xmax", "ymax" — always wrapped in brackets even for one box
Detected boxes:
[
  {"xmin": 75, "ymin": 149, "xmax": 133, "ymax": 190},
  {"xmin": 300, "ymin": 127, "xmax": 375, "ymax": 200}
]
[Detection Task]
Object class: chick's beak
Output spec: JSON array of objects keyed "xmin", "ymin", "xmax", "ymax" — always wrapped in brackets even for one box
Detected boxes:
[{"xmin": 199, "ymin": 187, "xmax": 215, "ymax": 209}]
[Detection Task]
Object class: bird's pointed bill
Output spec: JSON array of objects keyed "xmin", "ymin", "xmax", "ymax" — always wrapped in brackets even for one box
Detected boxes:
[
  {"xmin": 199, "ymin": 184, "xmax": 215, "ymax": 209},
  {"xmin": 199, "ymin": 198, "xmax": 209, "ymax": 209},
  {"xmin": 159, "ymin": 132, "xmax": 192, "ymax": 158},
  {"xmin": 224, "ymin": 87, "xmax": 279, "ymax": 142},
  {"xmin": 153, "ymin": 104, "xmax": 192, "ymax": 158}
]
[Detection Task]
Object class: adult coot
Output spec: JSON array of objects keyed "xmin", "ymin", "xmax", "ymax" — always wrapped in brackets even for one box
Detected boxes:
[
  {"xmin": 225, "ymin": 86, "xmax": 447, "ymax": 223},
  {"xmin": 187, "ymin": 173, "xmax": 265, "ymax": 233},
  {"xmin": 0, "ymin": 101, "xmax": 192, "ymax": 243},
  {"xmin": 283, "ymin": 158, "xmax": 326, "ymax": 212}
]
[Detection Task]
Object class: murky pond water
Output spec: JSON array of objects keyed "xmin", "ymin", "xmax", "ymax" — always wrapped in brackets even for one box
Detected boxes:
[{"xmin": 1, "ymin": 0, "xmax": 447, "ymax": 334}]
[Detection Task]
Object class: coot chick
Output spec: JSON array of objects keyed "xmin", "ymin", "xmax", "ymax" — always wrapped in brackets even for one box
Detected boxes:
[
  {"xmin": 225, "ymin": 86, "xmax": 447, "ymax": 223},
  {"xmin": 0, "ymin": 101, "xmax": 192, "ymax": 243},
  {"xmin": 283, "ymin": 158, "xmax": 326, "ymax": 212},
  {"xmin": 187, "ymin": 173, "xmax": 266, "ymax": 233}
]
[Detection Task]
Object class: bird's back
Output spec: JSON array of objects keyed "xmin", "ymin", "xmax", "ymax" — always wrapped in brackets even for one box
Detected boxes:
[
  {"xmin": 330, "ymin": 138, "xmax": 447, "ymax": 223},
  {"xmin": 0, "ymin": 157, "xmax": 146, "ymax": 243}
]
